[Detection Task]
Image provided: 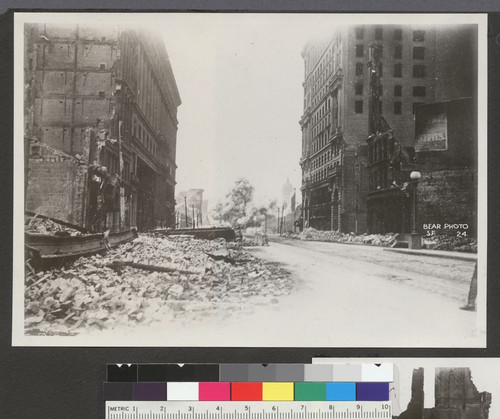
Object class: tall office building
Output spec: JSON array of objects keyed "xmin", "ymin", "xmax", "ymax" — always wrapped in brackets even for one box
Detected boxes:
[{"xmin": 299, "ymin": 24, "xmax": 476, "ymax": 233}]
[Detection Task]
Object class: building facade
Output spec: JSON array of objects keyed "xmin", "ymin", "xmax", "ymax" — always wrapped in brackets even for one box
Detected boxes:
[
  {"xmin": 300, "ymin": 24, "xmax": 477, "ymax": 234},
  {"xmin": 414, "ymin": 98, "xmax": 477, "ymax": 235},
  {"xmin": 24, "ymin": 23, "xmax": 181, "ymax": 232},
  {"xmin": 365, "ymin": 26, "xmax": 477, "ymax": 235},
  {"xmin": 397, "ymin": 368, "xmax": 491, "ymax": 419}
]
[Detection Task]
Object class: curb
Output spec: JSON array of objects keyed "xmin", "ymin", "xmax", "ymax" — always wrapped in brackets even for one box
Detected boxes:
[
  {"xmin": 267, "ymin": 236, "xmax": 477, "ymax": 262},
  {"xmin": 383, "ymin": 248, "xmax": 477, "ymax": 262}
]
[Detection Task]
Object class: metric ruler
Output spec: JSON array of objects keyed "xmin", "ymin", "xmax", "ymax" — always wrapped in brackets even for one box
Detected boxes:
[{"xmin": 105, "ymin": 401, "xmax": 392, "ymax": 419}]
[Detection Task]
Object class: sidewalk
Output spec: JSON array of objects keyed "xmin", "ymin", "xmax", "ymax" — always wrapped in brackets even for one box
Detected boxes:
[
  {"xmin": 262, "ymin": 234, "xmax": 477, "ymax": 262},
  {"xmin": 383, "ymin": 247, "xmax": 477, "ymax": 262},
  {"xmin": 248, "ymin": 232, "xmax": 477, "ymax": 262}
]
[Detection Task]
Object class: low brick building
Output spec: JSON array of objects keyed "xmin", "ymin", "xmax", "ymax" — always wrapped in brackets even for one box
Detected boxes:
[{"xmin": 414, "ymin": 98, "xmax": 477, "ymax": 236}]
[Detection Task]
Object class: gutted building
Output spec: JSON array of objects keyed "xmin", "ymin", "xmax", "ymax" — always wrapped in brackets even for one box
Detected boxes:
[
  {"xmin": 397, "ymin": 368, "xmax": 491, "ymax": 419},
  {"xmin": 24, "ymin": 23, "xmax": 181, "ymax": 232}
]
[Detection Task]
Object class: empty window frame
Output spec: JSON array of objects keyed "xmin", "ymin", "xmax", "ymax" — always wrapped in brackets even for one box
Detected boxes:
[
  {"xmin": 394, "ymin": 63, "xmax": 402, "ymax": 77},
  {"xmin": 393, "ymin": 101, "xmax": 402, "ymax": 114},
  {"xmin": 394, "ymin": 28, "xmax": 403, "ymax": 41},
  {"xmin": 412, "ymin": 86, "xmax": 426, "ymax": 97},
  {"xmin": 413, "ymin": 30, "xmax": 425, "ymax": 42},
  {"xmin": 413, "ymin": 46, "xmax": 425, "ymax": 59},
  {"xmin": 355, "ymin": 100, "xmax": 363, "ymax": 113},
  {"xmin": 394, "ymin": 44, "xmax": 402, "ymax": 59},
  {"xmin": 413, "ymin": 64, "xmax": 426, "ymax": 78},
  {"xmin": 356, "ymin": 62, "xmax": 364, "ymax": 76},
  {"xmin": 356, "ymin": 26, "xmax": 365, "ymax": 39}
]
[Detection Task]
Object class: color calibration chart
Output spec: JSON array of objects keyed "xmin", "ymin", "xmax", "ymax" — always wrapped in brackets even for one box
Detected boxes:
[{"xmin": 105, "ymin": 364, "xmax": 393, "ymax": 418}]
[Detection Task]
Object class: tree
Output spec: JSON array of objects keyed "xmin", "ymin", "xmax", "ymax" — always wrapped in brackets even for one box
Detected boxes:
[
  {"xmin": 212, "ymin": 179, "xmax": 279, "ymax": 230},
  {"xmin": 212, "ymin": 178, "xmax": 255, "ymax": 227}
]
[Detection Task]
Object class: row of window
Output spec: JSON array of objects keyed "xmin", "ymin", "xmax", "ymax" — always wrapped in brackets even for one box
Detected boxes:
[
  {"xmin": 368, "ymin": 136, "xmax": 396, "ymax": 164},
  {"xmin": 354, "ymin": 83, "xmax": 426, "ymax": 97},
  {"xmin": 133, "ymin": 117, "xmax": 159, "ymax": 158},
  {"xmin": 355, "ymin": 62, "xmax": 426, "ymax": 78},
  {"xmin": 312, "ymin": 97, "xmax": 332, "ymax": 130},
  {"xmin": 312, "ymin": 129, "xmax": 331, "ymax": 153},
  {"xmin": 356, "ymin": 44, "xmax": 425, "ymax": 60},
  {"xmin": 355, "ymin": 26, "xmax": 426, "ymax": 43},
  {"xmin": 311, "ymin": 148, "xmax": 342, "ymax": 170},
  {"xmin": 354, "ymin": 100, "xmax": 425, "ymax": 115},
  {"xmin": 312, "ymin": 123, "xmax": 330, "ymax": 149},
  {"xmin": 311, "ymin": 161, "xmax": 342, "ymax": 184}
]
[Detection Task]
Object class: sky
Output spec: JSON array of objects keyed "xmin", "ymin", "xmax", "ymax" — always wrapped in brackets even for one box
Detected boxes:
[
  {"xmin": 159, "ymin": 15, "xmax": 334, "ymax": 210},
  {"xmin": 16, "ymin": 12, "xmax": 486, "ymax": 215},
  {"xmin": 155, "ymin": 13, "xmax": 487, "ymax": 214}
]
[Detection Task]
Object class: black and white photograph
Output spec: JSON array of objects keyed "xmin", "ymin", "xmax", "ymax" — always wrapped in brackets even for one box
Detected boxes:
[
  {"xmin": 12, "ymin": 12, "xmax": 487, "ymax": 347},
  {"xmin": 312, "ymin": 358, "xmax": 497, "ymax": 418}
]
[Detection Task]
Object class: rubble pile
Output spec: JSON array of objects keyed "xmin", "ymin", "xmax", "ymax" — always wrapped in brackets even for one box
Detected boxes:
[
  {"xmin": 432, "ymin": 234, "xmax": 477, "ymax": 253},
  {"xmin": 25, "ymin": 216, "xmax": 82, "ymax": 236},
  {"xmin": 297, "ymin": 228, "xmax": 398, "ymax": 247},
  {"xmin": 24, "ymin": 234, "xmax": 293, "ymax": 335},
  {"xmin": 240, "ymin": 233, "xmax": 269, "ymax": 247}
]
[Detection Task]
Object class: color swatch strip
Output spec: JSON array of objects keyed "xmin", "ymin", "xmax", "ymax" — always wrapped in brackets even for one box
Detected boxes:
[
  {"xmin": 107, "ymin": 363, "xmax": 393, "ymax": 383},
  {"xmin": 103, "ymin": 382, "xmax": 389, "ymax": 401}
]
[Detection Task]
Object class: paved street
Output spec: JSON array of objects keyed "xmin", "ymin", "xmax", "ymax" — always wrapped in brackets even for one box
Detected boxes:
[
  {"xmin": 243, "ymin": 239, "xmax": 482, "ymax": 347},
  {"xmin": 102, "ymin": 238, "xmax": 484, "ymax": 348}
]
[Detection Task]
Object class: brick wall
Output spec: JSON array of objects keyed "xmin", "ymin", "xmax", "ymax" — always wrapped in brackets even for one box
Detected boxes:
[
  {"xmin": 417, "ymin": 168, "xmax": 477, "ymax": 234},
  {"xmin": 415, "ymin": 98, "xmax": 477, "ymax": 236},
  {"xmin": 26, "ymin": 159, "xmax": 88, "ymax": 227}
]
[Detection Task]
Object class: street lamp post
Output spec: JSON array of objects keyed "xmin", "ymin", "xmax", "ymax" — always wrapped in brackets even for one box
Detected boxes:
[{"xmin": 409, "ymin": 170, "xmax": 422, "ymax": 249}]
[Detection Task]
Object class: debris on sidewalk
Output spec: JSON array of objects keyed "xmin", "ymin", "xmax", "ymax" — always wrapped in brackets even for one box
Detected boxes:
[
  {"xmin": 24, "ymin": 234, "xmax": 294, "ymax": 336},
  {"xmin": 297, "ymin": 228, "xmax": 398, "ymax": 247},
  {"xmin": 432, "ymin": 234, "xmax": 477, "ymax": 253}
]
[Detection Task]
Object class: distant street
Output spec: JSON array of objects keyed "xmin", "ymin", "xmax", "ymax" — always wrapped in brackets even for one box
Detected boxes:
[{"xmin": 105, "ymin": 238, "xmax": 483, "ymax": 348}]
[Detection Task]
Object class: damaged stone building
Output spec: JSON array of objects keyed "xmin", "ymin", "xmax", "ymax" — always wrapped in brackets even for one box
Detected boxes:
[
  {"xmin": 24, "ymin": 23, "xmax": 181, "ymax": 232},
  {"xmin": 397, "ymin": 367, "xmax": 491, "ymax": 419},
  {"xmin": 299, "ymin": 25, "xmax": 477, "ymax": 234}
]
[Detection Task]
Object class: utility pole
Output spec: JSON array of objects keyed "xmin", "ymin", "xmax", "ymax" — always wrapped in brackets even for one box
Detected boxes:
[
  {"xmin": 281, "ymin": 205, "xmax": 285, "ymax": 235},
  {"xmin": 277, "ymin": 207, "xmax": 280, "ymax": 235},
  {"xmin": 118, "ymin": 120, "xmax": 124, "ymax": 231},
  {"xmin": 184, "ymin": 196, "xmax": 188, "ymax": 228},
  {"xmin": 192, "ymin": 205, "xmax": 195, "ymax": 229}
]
